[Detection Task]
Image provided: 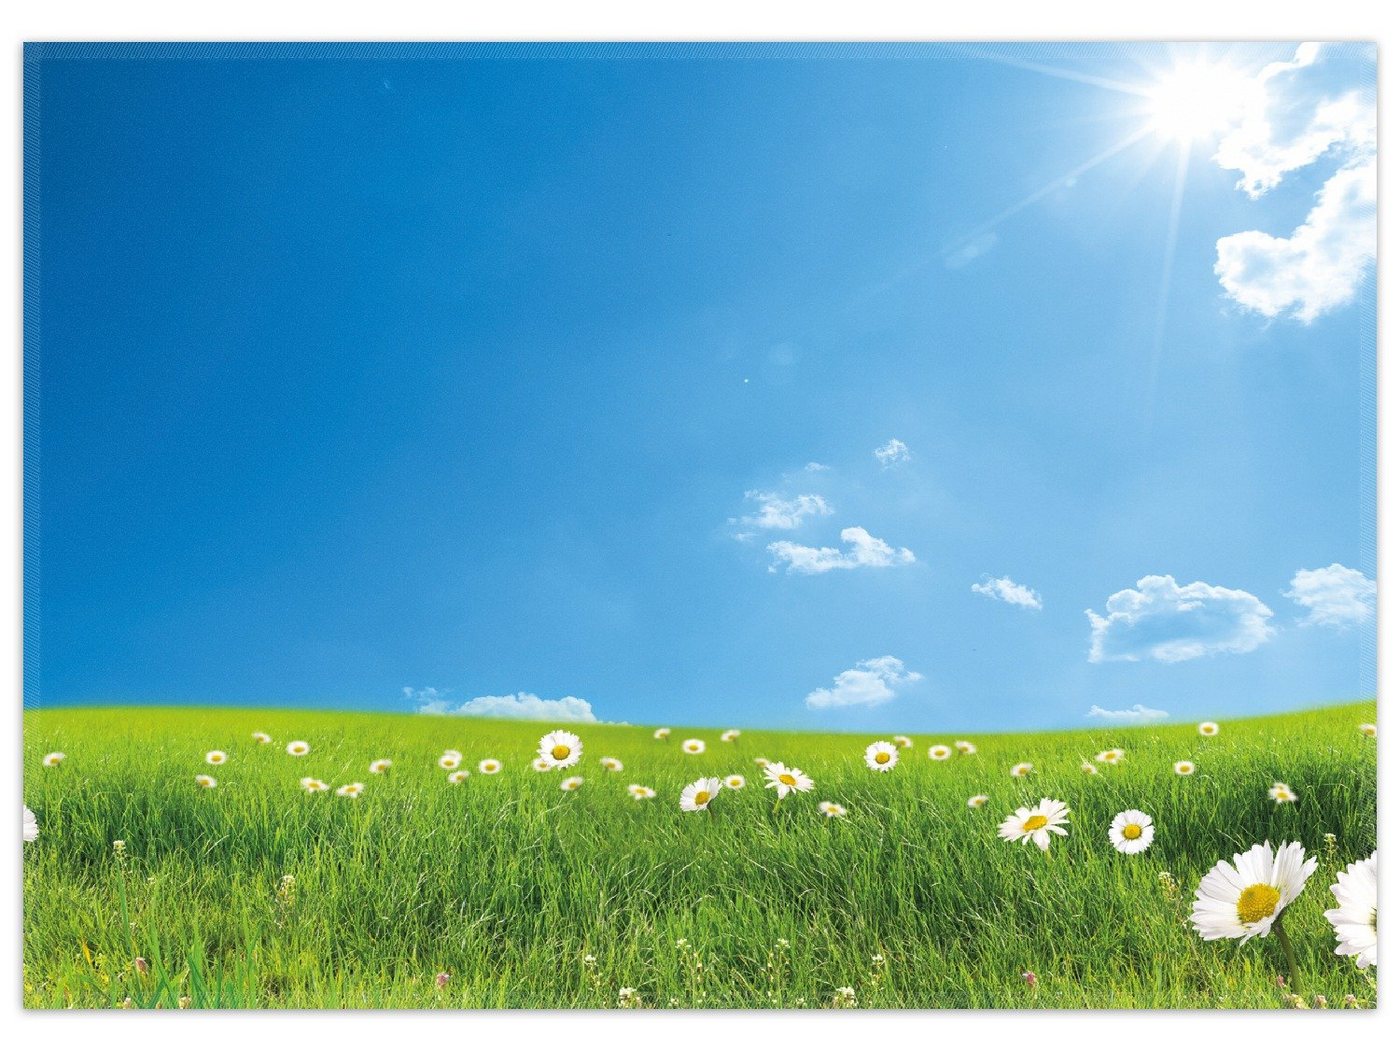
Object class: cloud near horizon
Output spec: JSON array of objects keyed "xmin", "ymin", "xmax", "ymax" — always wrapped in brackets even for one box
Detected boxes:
[
  {"xmin": 411, "ymin": 689, "xmax": 599, "ymax": 723},
  {"xmin": 805, "ymin": 656, "xmax": 923, "ymax": 709},
  {"xmin": 1087, "ymin": 703, "xmax": 1170, "ymax": 724},
  {"xmin": 971, "ymin": 575, "xmax": 1043, "ymax": 610},
  {"xmin": 1085, "ymin": 574, "xmax": 1275, "ymax": 663},
  {"xmin": 767, "ymin": 526, "xmax": 915, "ymax": 575},
  {"xmin": 1284, "ymin": 563, "xmax": 1376, "ymax": 627}
]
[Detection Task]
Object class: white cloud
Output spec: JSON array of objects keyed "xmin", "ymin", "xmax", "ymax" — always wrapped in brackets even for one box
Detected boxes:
[
  {"xmin": 873, "ymin": 438, "xmax": 911, "ymax": 467},
  {"xmin": 767, "ymin": 526, "xmax": 915, "ymax": 575},
  {"xmin": 1211, "ymin": 43, "xmax": 1376, "ymax": 322},
  {"xmin": 1087, "ymin": 703, "xmax": 1170, "ymax": 724},
  {"xmin": 805, "ymin": 656, "xmax": 923, "ymax": 710},
  {"xmin": 415, "ymin": 690, "xmax": 599, "ymax": 722},
  {"xmin": 1085, "ymin": 574, "xmax": 1275, "ymax": 663},
  {"xmin": 804, "ymin": 462, "xmax": 830, "ymax": 473},
  {"xmin": 1285, "ymin": 563, "xmax": 1376, "ymax": 627},
  {"xmin": 739, "ymin": 490, "xmax": 833, "ymax": 531},
  {"xmin": 971, "ymin": 575, "xmax": 1043, "ymax": 610}
]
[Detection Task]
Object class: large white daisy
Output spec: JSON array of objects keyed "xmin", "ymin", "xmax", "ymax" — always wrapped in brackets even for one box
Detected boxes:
[
  {"xmin": 1190, "ymin": 840, "xmax": 1316, "ymax": 943},
  {"xmin": 1108, "ymin": 809, "xmax": 1155, "ymax": 855},
  {"xmin": 538, "ymin": 730, "xmax": 583, "ymax": 770},
  {"xmin": 997, "ymin": 798, "xmax": 1070, "ymax": 851},
  {"xmin": 1323, "ymin": 851, "xmax": 1376, "ymax": 969},
  {"xmin": 864, "ymin": 741, "xmax": 899, "ymax": 772},
  {"xmin": 763, "ymin": 762, "xmax": 814, "ymax": 799},
  {"xmin": 680, "ymin": 777, "xmax": 721, "ymax": 811}
]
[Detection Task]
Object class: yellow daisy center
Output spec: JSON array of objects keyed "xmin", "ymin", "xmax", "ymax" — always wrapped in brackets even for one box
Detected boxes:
[
  {"xmin": 1122, "ymin": 823, "xmax": 1142, "ymax": 840},
  {"xmin": 693, "ymin": 791, "xmax": 710, "ymax": 806},
  {"xmin": 779, "ymin": 774, "xmax": 796, "ymax": 786},
  {"xmin": 551, "ymin": 745, "xmax": 571, "ymax": 760},
  {"xmin": 1237, "ymin": 883, "xmax": 1281, "ymax": 925},
  {"xmin": 875, "ymin": 752, "xmax": 891, "ymax": 764},
  {"xmin": 1023, "ymin": 815, "xmax": 1048, "ymax": 831}
]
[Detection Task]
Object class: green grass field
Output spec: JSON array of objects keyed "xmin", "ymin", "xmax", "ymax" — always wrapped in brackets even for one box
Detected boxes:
[{"xmin": 22, "ymin": 701, "xmax": 1376, "ymax": 1009}]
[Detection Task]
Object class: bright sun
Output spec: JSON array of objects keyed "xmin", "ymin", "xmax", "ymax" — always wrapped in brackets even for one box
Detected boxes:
[{"xmin": 1145, "ymin": 62, "xmax": 1254, "ymax": 143}]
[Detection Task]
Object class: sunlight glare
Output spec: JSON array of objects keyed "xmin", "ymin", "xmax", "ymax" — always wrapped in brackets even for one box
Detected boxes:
[{"xmin": 1145, "ymin": 62, "xmax": 1254, "ymax": 144}]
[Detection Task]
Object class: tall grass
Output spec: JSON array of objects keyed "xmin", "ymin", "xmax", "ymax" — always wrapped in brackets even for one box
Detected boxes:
[{"xmin": 22, "ymin": 702, "xmax": 1376, "ymax": 1008}]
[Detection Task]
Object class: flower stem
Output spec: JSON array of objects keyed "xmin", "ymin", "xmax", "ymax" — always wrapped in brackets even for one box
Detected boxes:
[{"xmin": 1273, "ymin": 912, "xmax": 1304, "ymax": 995}]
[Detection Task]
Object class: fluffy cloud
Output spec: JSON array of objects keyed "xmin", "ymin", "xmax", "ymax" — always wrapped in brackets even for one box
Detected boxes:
[
  {"xmin": 767, "ymin": 526, "xmax": 915, "ymax": 575},
  {"xmin": 805, "ymin": 656, "xmax": 924, "ymax": 710},
  {"xmin": 873, "ymin": 438, "xmax": 911, "ymax": 467},
  {"xmin": 1285, "ymin": 563, "xmax": 1376, "ymax": 627},
  {"xmin": 1085, "ymin": 574, "xmax": 1275, "ymax": 663},
  {"xmin": 1087, "ymin": 703, "xmax": 1170, "ymax": 724},
  {"xmin": 971, "ymin": 575, "xmax": 1043, "ymax": 610},
  {"xmin": 414, "ymin": 690, "xmax": 598, "ymax": 723},
  {"xmin": 1212, "ymin": 43, "xmax": 1376, "ymax": 322},
  {"xmin": 739, "ymin": 490, "xmax": 833, "ymax": 531}
]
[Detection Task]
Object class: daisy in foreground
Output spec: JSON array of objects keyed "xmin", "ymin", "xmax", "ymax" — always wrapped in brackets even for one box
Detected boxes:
[
  {"xmin": 42, "ymin": 752, "xmax": 65, "ymax": 767},
  {"xmin": 628, "ymin": 784, "xmax": 656, "ymax": 800},
  {"xmin": 680, "ymin": 777, "xmax": 721, "ymax": 811},
  {"xmin": 369, "ymin": 759, "xmax": 392, "ymax": 774},
  {"xmin": 195, "ymin": 774, "xmax": 218, "ymax": 789},
  {"xmin": 336, "ymin": 783, "xmax": 364, "ymax": 798},
  {"xmin": 560, "ymin": 776, "xmax": 584, "ymax": 792},
  {"xmin": 1198, "ymin": 721, "xmax": 1220, "ymax": 737},
  {"xmin": 997, "ymin": 799, "xmax": 1069, "ymax": 851},
  {"xmin": 1190, "ymin": 840, "xmax": 1316, "ymax": 990},
  {"xmin": 286, "ymin": 741, "xmax": 310, "ymax": 757},
  {"xmin": 479, "ymin": 759, "xmax": 503, "ymax": 775},
  {"xmin": 682, "ymin": 738, "xmax": 706, "ymax": 755},
  {"xmin": 1010, "ymin": 762, "xmax": 1033, "ymax": 778},
  {"xmin": 538, "ymin": 730, "xmax": 583, "ymax": 769},
  {"xmin": 927, "ymin": 744, "xmax": 952, "ymax": 761},
  {"xmin": 865, "ymin": 741, "xmax": 899, "ymax": 772},
  {"xmin": 967, "ymin": 795, "xmax": 989, "ymax": 809},
  {"xmin": 1271, "ymin": 782, "xmax": 1298, "ymax": 804},
  {"xmin": 818, "ymin": 800, "xmax": 847, "ymax": 818},
  {"xmin": 724, "ymin": 774, "xmax": 746, "ymax": 790},
  {"xmin": 1108, "ymin": 810, "xmax": 1154, "ymax": 855},
  {"xmin": 1323, "ymin": 851, "xmax": 1376, "ymax": 970},
  {"xmin": 764, "ymin": 762, "xmax": 814, "ymax": 799},
  {"xmin": 1174, "ymin": 760, "xmax": 1196, "ymax": 776},
  {"xmin": 205, "ymin": 751, "xmax": 228, "ymax": 765}
]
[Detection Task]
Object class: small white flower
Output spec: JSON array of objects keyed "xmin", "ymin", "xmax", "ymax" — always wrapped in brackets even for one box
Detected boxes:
[
  {"xmin": 531, "ymin": 756, "xmax": 554, "ymax": 772},
  {"xmin": 369, "ymin": 759, "xmax": 392, "ymax": 774},
  {"xmin": 1190, "ymin": 840, "xmax": 1316, "ymax": 943},
  {"xmin": 720, "ymin": 729, "xmax": 740, "ymax": 743},
  {"xmin": 753, "ymin": 756, "xmax": 770, "ymax": 768},
  {"xmin": 1271, "ymin": 782, "xmax": 1298, "ymax": 804},
  {"xmin": 927, "ymin": 744, "xmax": 952, "ymax": 761},
  {"xmin": 442, "ymin": 749, "xmax": 463, "ymax": 761},
  {"xmin": 1358, "ymin": 723, "xmax": 1376, "ymax": 738},
  {"xmin": 560, "ymin": 776, "xmax": 584, "ymax": 792},
  {"xmin": 967, "ymin": 795, "xmax": 989, "ymax": 809},
  {"xmin": 818, "ymin": 800, "xmax": 847, "ymax": 818},
  {"xmin": 1198, "ymin": 721, "xmax": 1219, "ymax": 737},
  {"xmin": 1010, "ymin": 762, "xmax": 1033, "ymax": 778},
  {"xmin": 680, "ymin": 777, "xmax": 721, "ymax": 811},
  {"xmin": 763, "ymin": 762, "xmax": 814, "ymax": 799},
  {"xmin": 893, "ymin": 735, "xmax": 913, "ymax": 749},
  {"xmin": 42, "ymin": 752, "xmax": 66, "ymax": 767},
  {"xmin": 251, "ymin": 731, "xmax": 272, "ymax": 744},
  {"xmin": 1108, "ymin": 809, "xmax": 1154, "ymax": 855},
  {"xmin": 1081, "ymin": 761, "xmax": 1098, "ymax": 775},
  {"xmin": 599, "ymin": 756, "xmax": 623, "ymax": 772},
  {"xmin": 865, "ymin": 741, "xmax": 899, "ymax": 771},
  {"xmin": 1095, "ymin": 748, "xmax": 1124, "ymax": 765},
  {"xmin": 438, "ymin": 754, "xmax": 461, "ymax": 770},
  {"xmin": 447, "ymin": 770, "xmax": 469, "ymax": 784},
  {"xmin": 997, "ymin": 798, "xmax": 1070, "ymax": 851},
  {"xmin": 538, "ymin": 730, "xmax": 583, "ymax": 769},
  {"xmin": 1323, "ymin": 851, "xmax": 1377, "ymax": 969},
  {"xmin": 955, "ymin": 740, "xmax": 977, "ymax": 755},
  {"xmin": 336, "ymin": 783, "xmax": 364, "ymax": 798},
  {"xmin": 286, "ymin": 741, "xmax": 310, "ymax": 757},
  {"xmin": 299, "ymin": 777, "xmax": 329, "ymax": 793},
  {"xmin": 23, "ymin": 806, "xmax": 39, "ymax": 842},
  {"xmin": 1174, "ymin": 760, "xmax": 1196, "ymax": 776},
  {"xmin": 681, "ymin": 738, "xmax": 706, "ymax": 755},
  {"xmin": 478, "ymin": 759, "xmax": 502, "ymax": 775},
  {"xmin": 653, "ymin": 727, "xmax": 671, "ymax": 740},
  {"xmin": 195, "ymin": 774, "xmax": 217, "ymax": 789},
  {"xmin": 628, "ymin": 784, "xmax": 656, "ymax": 800},
  {"xmin": 724, "ymin": 774, "xmax": 746, "ymax": 790},
  {"xmin": 205, "ymin": 750, "xmax": 227, "ymax": 766}
]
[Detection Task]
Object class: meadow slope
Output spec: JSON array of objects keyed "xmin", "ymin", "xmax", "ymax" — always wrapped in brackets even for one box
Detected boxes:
[{"xmin": 22, "ymin": 702, "xmax": 1377, "ymax": 1009}]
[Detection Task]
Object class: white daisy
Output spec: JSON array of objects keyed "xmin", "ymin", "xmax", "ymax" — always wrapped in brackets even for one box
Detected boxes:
[
  {"xmin": 599, "ymin": 756, "xmax": 623, "ymax": 772},
  {"xmin": 251, "ymin": 731, "xmax": 272, "ymax": 744},
  {"xmin": 438, "ymin": 754, "xmax": 460, "ymax": 770},
  {"xmin": 286, "ymin": 741, "xmax": 310, "ymax": 757},
  {"xmin": 865, "ymin": 741, "xmax": 899, "ymax": 771},
  {"xmin": 1358, "ymin": 723, "xmax": 1376, "ymax": 738},
  {"xmin": 818, "ymin": 800, "xmax": 847, "ymax": 818},
  {"xmin": 680, "ymin": 777, "xmax": 721, "ymax": 811},
  {"xmin": 1198, "ymin": 721, "xmax": 1220, "ymax": 737},
  {"xmin": 967, "ymin": 795, "xmax": 989, "ymax": 809},
  {"xmin": 447, "ymin": 770, "xmax": 470, "ymax": 784},
  {"xmin": 628, "ymin": 784, "xmax": 656, "ymax": 800},
  {"xmin": 205, "ymin": 751, "xmax": 227, "ymax": 765},
  {"xmin": 720, "ymin": 729, "xmax": 740, "ymax": 743},
  {"xmin": 531, "ymin": 757, "xmax": 554, "ymax": 772},
  {"xmin": 1095, "ymin": 749, "xmax": 1124, "ymax": 765},
  {"xmin": 653, "ymin": 727, "xmax": 671, "ymax": 740},
  {"xmin": 681, "ymin": 738, "xmax": 706, "ymax": 755},
  {"xmin": 336, "ymin": 783, "xmax": 364, "ymax": 798},
  {"xmin": 753, "ymin": 756, "xmax": 770, "ymax": 768},
  {"xmin": 442, "ymin": 749, "xmax": 463, "ymax": 761},
  {"xmin": 1108, "ymin": 809, "xmax": 1155, "ymax": 855},
  {"xmin": 1080, "ymin": 761, "xmax": 1098, "ymax": 775},
  {"xmin": 1010, "ymin": 762, "xmax": 1033, "ymax": 778},
  {"xmin": 538, "ymin": 730, "xmax": 583, "ymax": 769},
  {"xmin": 195, "ymin": 774, "xmax": 218, "ymax": 789},
  {"xmin": 1271, "ymin": 782, "xmax": 1298, "ymax": 804},
  {"xmin": 893, "ymin": 735, "xmax": 913, "ymax": 749},
  {"xmin": 560, "ymin": 776, "xmax": 584, "ymax": 792},
  {"xmin": 724, "ymin": 774, "xmax": 746, "ymax": 790},
  {"xmin": 24, "ymin": 806, "xmax": 39, "ymax": 843},
  {"xmin": 997, "ymin": 798, "xmax": 1070, "ymax": 851},
  {"xmin": 1323, "ymin": 851, "xmax": 1377, "ymax": 969},
  {"xmin": 927, "ymin": 744, "xmax": 952, "ymax": 761},
  {"xmin": 369, "ymin": 759, "xmax": 392, "ymax": 774},
  {"xmin": 42, "ymin": 752, "xmax": 65, "ymax": 767},
  {"xmin": 1174, "ymin": 760, "xmax": 1196, "ymax": 776},
  {"xmin": 478, "ymin": 759, "xmax": 502, "ymax": 775},
  {"xmin": 763, "ymin": 762, "xmax": 814, "ymax": 799},
  {"xmin": 955, "ymin": 740, "xmax": 977, "ymax": 755},
  {"xmin": 1190, "ymin": 840, "xmax": 1316, "ymax": 943},
  {"xmin": 299, "ymin": 777, "xmax": 329, "ymax": 793}
]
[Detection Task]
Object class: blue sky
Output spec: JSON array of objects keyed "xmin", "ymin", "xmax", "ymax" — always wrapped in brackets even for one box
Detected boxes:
[{"xmin": 27, "ymin": 43, "xmax": 1376, "ymax": 731}]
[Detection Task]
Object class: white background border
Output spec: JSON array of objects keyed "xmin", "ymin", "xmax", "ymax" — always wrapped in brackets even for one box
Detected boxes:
[{"xmin": 4, "ymin": 1, "xmax": 1390, "ymax": 1043}]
